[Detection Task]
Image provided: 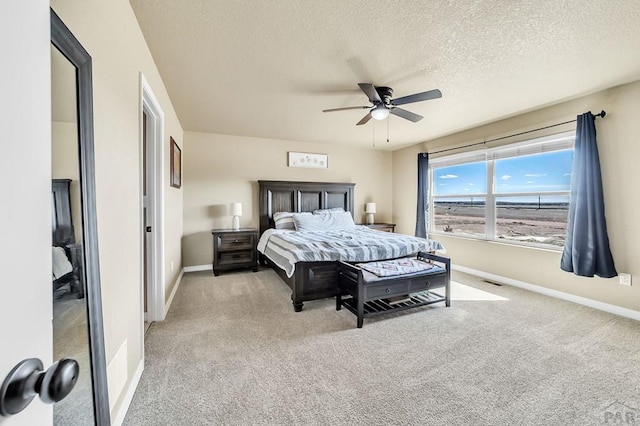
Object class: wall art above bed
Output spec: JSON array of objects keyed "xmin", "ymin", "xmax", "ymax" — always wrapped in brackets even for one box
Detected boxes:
[{"xmin": 288, "ymin": 152, "xmax": 328, "ymax": 169}]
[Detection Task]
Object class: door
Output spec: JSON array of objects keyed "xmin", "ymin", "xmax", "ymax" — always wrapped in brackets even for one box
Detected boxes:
[
  {"xmin": 142, "ymin": 107, "xmax": 155, "ymax": 322},
  {"xmin": 143, "ymin": 110, "xmax": 149, "ymax": 316},
  {"xmin": 0, "ymin": 2, "xmax": 53, "ymax": 425}
]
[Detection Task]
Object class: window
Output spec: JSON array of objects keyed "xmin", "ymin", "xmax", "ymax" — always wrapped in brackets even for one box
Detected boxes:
[
  {"xmin": 429, "ymin": 132, "xmax": 574, "ymax": 249},
  {"xmin": 433, "ymin": 160, "xmax": 487, "ymax": 238}
]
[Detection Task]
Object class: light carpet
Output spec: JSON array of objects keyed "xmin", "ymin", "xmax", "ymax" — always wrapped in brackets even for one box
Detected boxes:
[
  {"xmin": 123, "ymin": 269, "xmax": 640, "ymax": 425},
  {"xmin": 53, "ymin": 291, "xmax": 94, "ymax": 426}
]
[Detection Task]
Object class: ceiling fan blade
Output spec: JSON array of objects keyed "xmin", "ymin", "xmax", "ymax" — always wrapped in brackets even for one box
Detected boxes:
[
  {"xmin": 358, "ymin": 83, "xmax": 382, "ymax": 103},
  {"xmin": 356, "ymin": 112, "xmax": 372, "ymax": 126},
  {"xmin": 391, "ymin": 89, "xmax": 442, "ymax": 106},
  {"xmin": 322, "ymin": 106, "xmax": 370, "ymax": 113},
  {"xmin": 390, "ymin": 107, "xmax": 423, "ymax": 123}
]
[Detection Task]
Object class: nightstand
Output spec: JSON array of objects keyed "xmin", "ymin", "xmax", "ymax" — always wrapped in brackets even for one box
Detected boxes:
[
  {"xmin": 211, "ymin": 228, "xmax": 259, "ymax": 276},
  {"xmin": 364, "ymin": 223, "xmax": 396, "ymax": 233}
]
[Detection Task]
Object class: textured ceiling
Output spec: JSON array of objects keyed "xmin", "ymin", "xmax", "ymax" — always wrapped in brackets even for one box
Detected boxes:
[{"xmin": 130, "ymin": 0, "xmax": 640, "ymax": 150}]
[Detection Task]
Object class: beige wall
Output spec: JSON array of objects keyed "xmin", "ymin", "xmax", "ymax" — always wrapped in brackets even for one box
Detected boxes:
[
  {"xmin": 51, "ymin": 0, "xmax": 184, "ymax": 418},
  {"xmin": 183, "ymin": 132, "xmax": 393, "ymax": 266},
  {"xmin": 393, "ymin": 80, "xmax": 640, "ymax": 311}
]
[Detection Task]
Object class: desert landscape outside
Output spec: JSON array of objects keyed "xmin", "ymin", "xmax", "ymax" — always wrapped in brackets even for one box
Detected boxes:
[{"xmin": 433, "ymin": 198, "xmax": 569, "ymax": 247}]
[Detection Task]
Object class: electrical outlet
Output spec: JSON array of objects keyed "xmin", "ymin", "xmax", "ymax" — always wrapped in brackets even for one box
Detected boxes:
[{"xmin": 619, "ymin": 273, "xmax": 632, "ymax": 286}]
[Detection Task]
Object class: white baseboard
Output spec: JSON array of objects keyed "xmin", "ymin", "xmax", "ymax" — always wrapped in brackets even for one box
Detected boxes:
[
  {"xmin": 164, "ymin": 268, "xmax": 184, "ymax": 317},
  {"xmin": 183, "ymin": 264, "xmax": 213, "ymax": 272},
  {"xmin": 111, "ymin": 358, "xmax": 144, "ymax": 426},
  {"xmin": 453, "ymin": 265, "xmax": 640, "ymax": 321}
]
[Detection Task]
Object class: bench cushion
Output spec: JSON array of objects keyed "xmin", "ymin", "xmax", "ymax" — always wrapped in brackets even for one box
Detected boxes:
[{"xmin": 356, "ymin": 258, "xmax": 444, "ymax": 282}]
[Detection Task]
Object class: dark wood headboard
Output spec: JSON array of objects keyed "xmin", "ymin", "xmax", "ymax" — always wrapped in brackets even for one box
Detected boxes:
[
  {"xmin": 258, "ymin": 180, "xmax": 355, "ymax": 235},
  {"xmin": 52, "ymin": 179, "xmax": 76, "ymax": 246}
]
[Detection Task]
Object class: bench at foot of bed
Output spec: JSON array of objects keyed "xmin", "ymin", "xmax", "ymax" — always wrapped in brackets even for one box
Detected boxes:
[{"xmin": 336, "ymin": 252, "xmax": 451, "ymax": 328}]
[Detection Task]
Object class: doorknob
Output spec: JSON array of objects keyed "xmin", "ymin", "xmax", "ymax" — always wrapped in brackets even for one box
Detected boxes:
[{"xmin": 0, "ymin": 358, "xmax": 79, "ymax": 417}]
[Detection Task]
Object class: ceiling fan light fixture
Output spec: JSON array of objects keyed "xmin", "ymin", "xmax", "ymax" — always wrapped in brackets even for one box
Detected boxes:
[
  {"xmin": 323, "ymin": 83, "xmax": 439, "ymax": 125},
  {"xmin": 371, "ymin": 105, "xmax": 389, "ymax": 120}
]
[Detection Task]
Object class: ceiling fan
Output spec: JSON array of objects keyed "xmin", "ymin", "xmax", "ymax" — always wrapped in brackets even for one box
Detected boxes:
[{"xmin": 322, "ymin": 83, "xmax": 442, "ymax": 125}]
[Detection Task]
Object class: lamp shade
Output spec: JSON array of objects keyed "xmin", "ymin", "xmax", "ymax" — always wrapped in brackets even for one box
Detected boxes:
[
  {"xmin": 365, "ymin": 202, "xmax": 377, "ymax": 214},
  {"xmin": 230, "ymin": 202, "xmax": 243, "ymax": 216}
]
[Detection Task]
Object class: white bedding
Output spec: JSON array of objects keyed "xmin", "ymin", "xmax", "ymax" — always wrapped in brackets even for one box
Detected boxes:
[
  {"xmin": 52, "ymin": 246, "xmax": 73, "ymax": 280},
  {"xmin": 258, "ymin": 226, "xmax": 445, "ymax": 278}
]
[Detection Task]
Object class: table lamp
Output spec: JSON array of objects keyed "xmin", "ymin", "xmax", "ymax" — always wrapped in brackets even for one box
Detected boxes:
[
  {"xmin": 231, "ymin": 202, "xmax": 242, "ymax": 230},
  {"xmin": 365, "ymin": 202, "xmax": 376, "ymax": 225}
]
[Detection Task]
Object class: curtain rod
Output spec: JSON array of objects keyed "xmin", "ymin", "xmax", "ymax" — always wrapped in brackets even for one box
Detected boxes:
[{"xmin": 428, "ymin": 110, "xmax": 606, "ymax": 156}]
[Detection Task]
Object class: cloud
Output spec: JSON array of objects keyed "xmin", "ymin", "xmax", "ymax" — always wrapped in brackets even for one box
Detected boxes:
[
  {"xmin": 563, "ymin": 173, "xmax": 571, "ymax": 176},
  {"xmin": 468, "ymin": 183, "xmax": 475, "ymax": 186},
  {"xmin": 439, "ymin": 174, "xmax": 458, "ymax": 179},
  {"xmin": 526, "ymin": 181, "xmax": 534, "ymax": 184},
  {"xmin": 439, "ymin": 183, "xmax": 447, "ymax": 186},
  {"xmin": 524, "ymin": 173, "xmax": 547, "ymax": 177},
  {"xmin": 501, "ymin": 175, "xmax": 511, "ymax": 180}
]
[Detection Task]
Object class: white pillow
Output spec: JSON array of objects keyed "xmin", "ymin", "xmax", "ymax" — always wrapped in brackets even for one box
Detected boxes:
[
  {"xmin": 293, "ymin": 211, "xmax": 355, "ymax": 231},
  {"xmin": 312, "ymin": 207, "xmax": 345, "ymax": 215},
  {"xmin": 273, "ymin": 211, "xmax": 311, "ymax": 229}
]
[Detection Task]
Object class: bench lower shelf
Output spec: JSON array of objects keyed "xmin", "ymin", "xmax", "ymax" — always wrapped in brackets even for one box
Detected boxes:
[{"xmin": 340, "ymin": 290, "xmax": 446, "ymax": 318}]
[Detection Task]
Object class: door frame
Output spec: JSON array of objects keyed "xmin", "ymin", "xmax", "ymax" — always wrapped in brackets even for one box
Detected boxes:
[{"xmin": 139, "ymin": 73, "xmax": 165, "ymax": 323}]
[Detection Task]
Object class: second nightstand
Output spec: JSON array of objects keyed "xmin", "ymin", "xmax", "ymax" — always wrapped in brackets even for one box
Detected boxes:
[
  {"xmin": 211, "ymin": 228, "xmax": 259, "ymax": 276},
  {"xmin": 364, "ymin": 223, "xmax": 396, "ymax": 233}
]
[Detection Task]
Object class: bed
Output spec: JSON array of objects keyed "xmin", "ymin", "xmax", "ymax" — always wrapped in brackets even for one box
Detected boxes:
[
  {"xmin": 52, "ymin": 179, "xmax": 84, "ymax": 298},
  {"xmin": 257, "ymin": 180, "xmax": 444, "ymax": 311}
]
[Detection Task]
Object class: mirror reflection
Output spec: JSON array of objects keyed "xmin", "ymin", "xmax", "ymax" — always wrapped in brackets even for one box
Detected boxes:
[{"xmin": 51, "ymin": 44, "xmax": 95, "ymax": 425}]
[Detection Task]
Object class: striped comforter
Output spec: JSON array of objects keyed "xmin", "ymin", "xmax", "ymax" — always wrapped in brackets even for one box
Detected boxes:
[{"xmin": 257, "ymin": 226, "xmax": 445, "ymax": 278}]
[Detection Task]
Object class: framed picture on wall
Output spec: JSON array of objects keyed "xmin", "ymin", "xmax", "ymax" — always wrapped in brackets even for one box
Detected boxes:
[
  {"xmin": 288, "ymin": 152, "xmax": 329, "ymax": 169},
  {"xmin": 170, "ymin": 137, "xmax": 181, "ymax": 188}
]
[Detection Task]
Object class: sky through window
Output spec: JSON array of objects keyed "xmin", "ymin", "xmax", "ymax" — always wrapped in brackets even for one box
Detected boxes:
[{"xmin": 434, "ymin": 150, "xmax": 573, "ymax": 196}]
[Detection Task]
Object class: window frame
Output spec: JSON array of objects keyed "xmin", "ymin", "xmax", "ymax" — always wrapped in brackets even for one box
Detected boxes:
[{"xmin": 428, "ymin": 131, "xmax": 575, "ymax": 251}]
